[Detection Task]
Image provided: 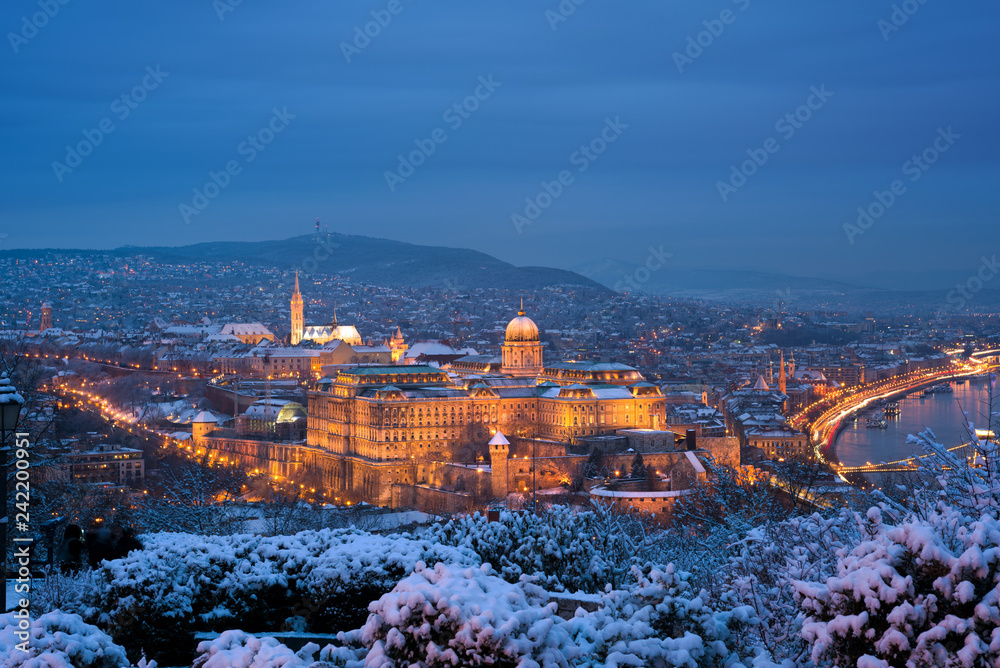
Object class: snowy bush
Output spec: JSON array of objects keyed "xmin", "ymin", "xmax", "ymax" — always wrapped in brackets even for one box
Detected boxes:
[
  {"xmin": 360, "ymin": 561, "xmax": 578, "ymax": 667},
  {"xmin": 0, "ymin": 610, "xmax": 130, "ymax": 668},
  {"xmin": 191, "ymin": 630, "xmax": 365, "ymax": 668},
  {"xmin": 569, "ymin": 564, "xmax": 757, "ymax": 668},
  {"xmin": 724, "ymin": 511, "xmax": 855, "ymax": 665},
  {"xmin": 426, "ymin": 506, "xmax": 629, "ymax": 593},
  {"xmin": 30, "ymin": 566, "xmax": 105, "ymax": 619},
  {"xmin": 796, "ymin": 505, "xmax": 1000, "ymax": 668},
  {"xmin": 92, "ymin": 529, "xmax": 475, "ymax": 664},
  {"xmin": 911, "ymin": 425, "xmax": 1000, "ymax": 514},
  {"xmin": 192, "ymin": 631, "xmax": 313, "ymax": 668}
]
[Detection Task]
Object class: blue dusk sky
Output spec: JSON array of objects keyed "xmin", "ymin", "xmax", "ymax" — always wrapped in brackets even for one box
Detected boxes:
[{"xmin": 0, "ymin": 0, "xmax": 997, "ymax": 284}]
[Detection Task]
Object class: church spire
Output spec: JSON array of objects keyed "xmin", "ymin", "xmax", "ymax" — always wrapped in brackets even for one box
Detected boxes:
[
  {"xmin": 779, "ymin": 350, "xmax": 787, "ymax": 394},
  {"xmin": 290, "ymin": 270, "xmax": 304, "ymax": 345},
  {"xmin": 518, "ymin": 297, "xmax": 525, "ymax": 316},
  {"xmin": 332, "ymin": 307, "xmax": 338, "ymax": 328}
]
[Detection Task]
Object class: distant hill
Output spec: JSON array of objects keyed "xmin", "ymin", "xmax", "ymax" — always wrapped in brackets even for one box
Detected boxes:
[
  {"xmin": 571, "ymin": 258, "xmax": 1000, "ymax": 310},
  {"xmin": 2, "ymin": 234, "xmax": 609, "ymax": 293},
  {"xmin": 572, "ymin": 259, "xmax": 872, "ymax": 300}
]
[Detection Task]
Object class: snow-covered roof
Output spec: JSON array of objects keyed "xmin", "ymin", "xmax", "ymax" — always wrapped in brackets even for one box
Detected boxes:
[
  {"xmin": 488, "ymin": 431, "xmax": 510, "ymax": 446},
  {"xmin": 191, "ymin": 410, "xmax": 218, "ymax": 424},
  {"xmin": 221, "ymin": 323, "xmax": 274, "ymax": 337}
]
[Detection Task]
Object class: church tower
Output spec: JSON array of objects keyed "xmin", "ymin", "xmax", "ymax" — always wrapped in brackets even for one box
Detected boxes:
[
  {"xmin": 290, "ymin": 271, "xmax": 304, "ymax": 345},
  {"xmin": 779, "ymin": 350, "xmax": 787, "ymax": 395},
  {"xmin": 489, "ymin": 431, "xmax": 510, "ymax": 499},
  {"xmin": 39, "ymin": 302, "xmax": 53, "ymax": 333},
  {"xmin": 501, "ymin": 300, "xmax": 543, "ymax": 378},
  {"xmin": 390, "ymin": 326, "xmax": 408, "ymax": 363}
]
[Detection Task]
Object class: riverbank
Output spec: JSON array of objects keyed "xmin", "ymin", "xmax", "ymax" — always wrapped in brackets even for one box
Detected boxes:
[{"xmin": 829, "ymin": 374, "xmax": 995, "ymax": 469}]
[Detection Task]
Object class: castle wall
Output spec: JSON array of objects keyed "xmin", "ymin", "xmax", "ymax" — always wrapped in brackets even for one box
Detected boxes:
[
  {"xmin": 701, "ymin": 436, "xmax": 740, "ymax": 468},
  {"xmin": 391, "ymin": 484, "xmax": 474, "ymax": 514}
]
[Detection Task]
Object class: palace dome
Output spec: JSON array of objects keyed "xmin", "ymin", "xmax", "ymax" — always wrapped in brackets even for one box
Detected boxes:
[{"xmin": 505, "ymin": 309, "xmax": 539, "ymax": 343}]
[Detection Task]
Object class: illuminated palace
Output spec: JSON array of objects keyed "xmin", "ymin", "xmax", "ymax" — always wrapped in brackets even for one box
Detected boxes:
[
  {"xmin": 191, "ymin": 285, "xmax": 697, "ymax": 512},
  {"xmin": 302, "ymin": 304, "xmax": 667, "ymax": 504}
]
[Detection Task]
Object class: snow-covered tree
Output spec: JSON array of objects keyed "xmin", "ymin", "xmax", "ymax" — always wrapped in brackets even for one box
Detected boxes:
[
  {"xmin": 192, "ymin": 630, "xmax": 363, "ymax": 668},
  {"xmin": 427, "ymin": 506, "xmax": 637, "ymax": 594},
  {"xmin": 663, "ymin": 460, "xmax": 785, "ymax": 583},
  {"xmin": 569, "ymin": 564, "xmax": 757, "ymax": 668},
  {"xmin": 0, "ymin": 611, "xmax": 130, "ymax": 668},
  {"xmin": 360, "ymin": 562, "xmax": 578, "ymax": 667},
  {"xmin": 724, "ymin": 511, "xmax": 856, "ymax": 665},
  {"xmin": 629, "ymin": 452, "xmax": 647, "ymax": 479},
  {"xmin": 136, "ymin": 459, "xmax": 254, "ymax": 535},
  {"xmin": 911, "ymin": 424, "xmax": 1000, "ymax": 517},
  {"xmin": 83, "ymin": 529, "xmax": 475, "ymax": 665},
  {"xmin": 796, "ymin": 505, "xmax": 1000, "ymax": 668}
]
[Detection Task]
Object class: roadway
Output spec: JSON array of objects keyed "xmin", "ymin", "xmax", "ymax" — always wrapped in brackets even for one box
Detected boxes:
[{"xmin": 791, "ymin": 358, "xmax": 996, "ymax": 470}]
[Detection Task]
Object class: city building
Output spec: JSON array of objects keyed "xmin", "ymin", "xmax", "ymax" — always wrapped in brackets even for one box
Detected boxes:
[
  {"xmin": 66, "ymin": 444, "xmax": 145, "ymax": 485},
  {"xmin": 237, "ymin": 398, "xmax": 307, "ymax": 441},
  {"xmin": 746, "ymin": 425, "xmax": 811, "ymax": 462},
  {"xmin": 220, "ymin": 322, "xmax": 275, "ymax": 345},
  {"xmin": 40, "ymin": 301, "xmax": 53, "ymax": 332}
]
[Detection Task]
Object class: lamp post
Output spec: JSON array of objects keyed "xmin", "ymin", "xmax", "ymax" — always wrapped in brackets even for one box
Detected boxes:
[
  {"xmin": 532, "ymin": 437, "xmax": 537, "ymax": 514},
  {"xmin": 1, "ymin": 371, "xmax": 26, "ymax": 585}
]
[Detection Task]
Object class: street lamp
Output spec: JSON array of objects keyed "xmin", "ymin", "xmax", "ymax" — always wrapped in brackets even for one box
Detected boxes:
[{"xmin": 1, "ymin": 372, "xmax": 26, "ymax": 585}]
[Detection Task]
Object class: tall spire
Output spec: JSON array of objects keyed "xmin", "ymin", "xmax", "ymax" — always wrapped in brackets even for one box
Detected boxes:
[
  {"xmin": 332, "ymin": 307, "xmax": 338, "ymax": 328},
  {"xmin": 518, "ymin": 297, "xmax": 525, "ymax": 316},
  {"xmin": 290, "ymin": 271, "xmax": 304, "ymax": 345},
  {"xmin": 779, "ymin": 350, "xmax": 787, "ymax": 394}
]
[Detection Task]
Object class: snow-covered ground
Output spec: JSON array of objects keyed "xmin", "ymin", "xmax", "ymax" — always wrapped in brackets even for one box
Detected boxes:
[{"xmin": 5, "ymin": 579, "xmax": 22, "ymax": 612}]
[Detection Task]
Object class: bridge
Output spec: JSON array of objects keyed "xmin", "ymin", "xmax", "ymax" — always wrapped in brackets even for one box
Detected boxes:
[{"xmin": 835, "ymin": 440, "xmax": 978, "ymax": 474}]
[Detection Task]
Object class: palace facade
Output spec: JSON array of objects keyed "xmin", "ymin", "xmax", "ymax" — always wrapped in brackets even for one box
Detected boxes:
[
  {"xmin": 191, "ymin": 287, "xmax": 684, "ymax": 510},
  {"xmin": 298, "ymin": 307, "xmax": 667, "ymax": 504}
]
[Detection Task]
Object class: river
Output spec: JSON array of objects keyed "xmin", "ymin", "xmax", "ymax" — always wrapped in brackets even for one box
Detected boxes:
[{"xmin": 834, "ymin": 376, "xmax": 997, "ymax": 468}]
